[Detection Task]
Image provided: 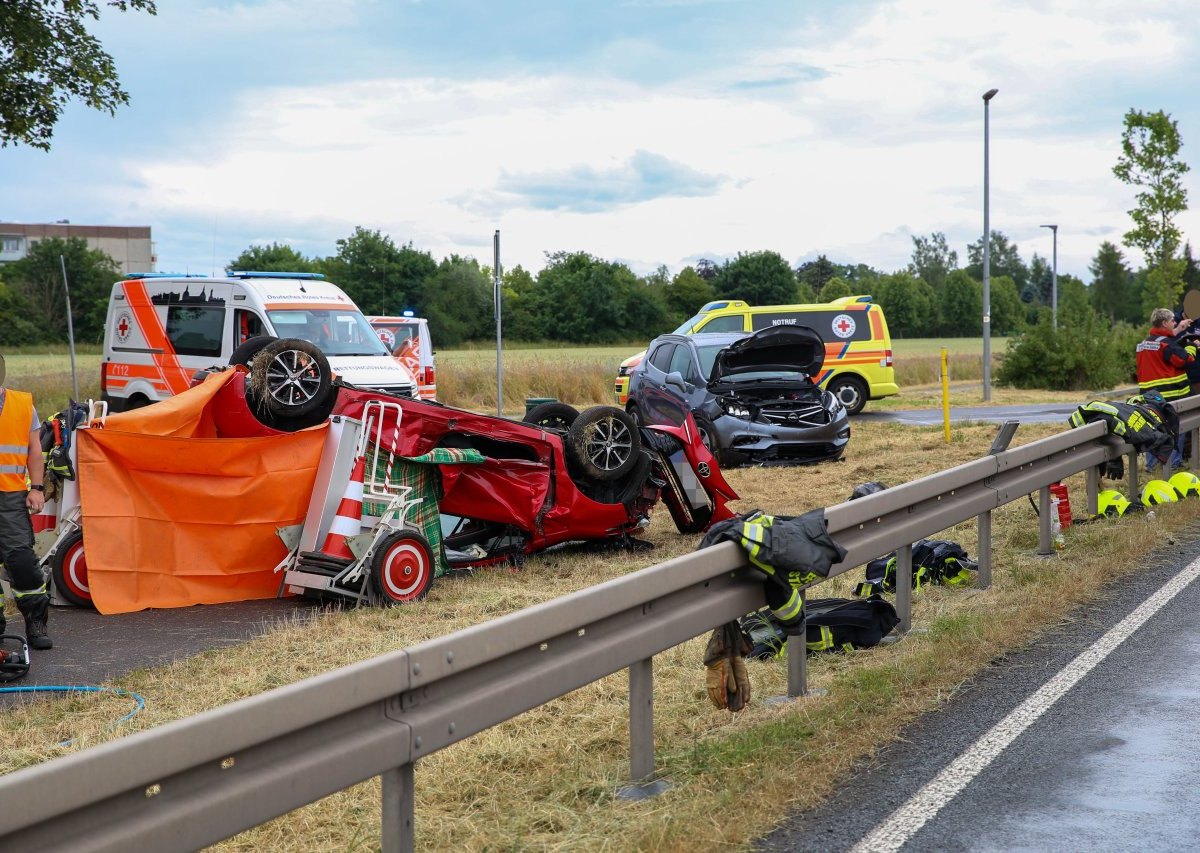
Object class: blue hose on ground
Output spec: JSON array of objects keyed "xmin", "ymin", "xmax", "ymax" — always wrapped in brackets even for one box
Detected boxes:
[{"xmin": 0, "ymin": 686, "xmax": 146, "ymax": 746}]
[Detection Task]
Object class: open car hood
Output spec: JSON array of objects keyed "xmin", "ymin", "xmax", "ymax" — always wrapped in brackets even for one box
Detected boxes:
[{"xmin": 710, "ymin": 325, "xmax": 825, "ymax": 382}]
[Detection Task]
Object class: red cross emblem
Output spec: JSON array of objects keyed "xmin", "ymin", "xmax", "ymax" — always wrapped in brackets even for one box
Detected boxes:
[
  {"xmin": 116, "ymin": 311, "xmax": 133, "ymax": 343},
  {"xmin": 832, "ymin": 313, "xmax": 856, "ymax": 339}
]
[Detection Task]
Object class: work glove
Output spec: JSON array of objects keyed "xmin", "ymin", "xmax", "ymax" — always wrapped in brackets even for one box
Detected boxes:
[{"xmin": 703, "ymin": 621, "xmax": 751, "ymax": 712}]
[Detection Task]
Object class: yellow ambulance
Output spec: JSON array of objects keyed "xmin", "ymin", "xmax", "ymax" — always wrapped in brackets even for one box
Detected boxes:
[{"xmin": 615, "ymin": 295, "xmax": 898, "ymax": 415}]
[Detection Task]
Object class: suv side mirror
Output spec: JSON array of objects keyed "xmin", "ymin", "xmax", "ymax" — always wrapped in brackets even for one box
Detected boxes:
[{"xmin": 665, "ymin": 371, "xmax": 687, "ymax": 391}]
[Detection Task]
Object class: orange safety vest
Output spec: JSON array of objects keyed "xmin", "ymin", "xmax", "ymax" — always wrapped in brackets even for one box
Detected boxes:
[{"xmin": 0, "ymin": 389, "xmax": 34, "ymax": 492}]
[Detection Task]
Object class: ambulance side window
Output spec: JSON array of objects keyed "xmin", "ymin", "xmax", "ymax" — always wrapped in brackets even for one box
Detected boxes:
[
  {"xmin": 234, "ymin": 310, "xmax": 266, "ymax": 345},
  {"xmin": 694, "ymin": 314, "xmax": 744, "ymax": 334},
  {"xmin": 166, "ymin": 306, "xmax": 224, "ymax": 357}
]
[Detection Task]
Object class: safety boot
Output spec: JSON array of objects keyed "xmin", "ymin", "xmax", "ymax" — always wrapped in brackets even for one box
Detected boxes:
[{"xmin": 17, "ymin": 594, "xmax": 52, "ymax": 650}]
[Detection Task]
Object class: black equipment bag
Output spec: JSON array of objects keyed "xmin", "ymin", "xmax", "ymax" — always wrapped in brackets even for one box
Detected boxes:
[{"xmin": 740, "ymin": 595, "xmax": 900, "ymax": 659}]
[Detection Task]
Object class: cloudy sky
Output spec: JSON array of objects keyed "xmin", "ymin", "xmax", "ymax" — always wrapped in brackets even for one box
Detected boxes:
[{"xmin": 5, "ymin": 0, "xmax": 1200, "ymax": 284}]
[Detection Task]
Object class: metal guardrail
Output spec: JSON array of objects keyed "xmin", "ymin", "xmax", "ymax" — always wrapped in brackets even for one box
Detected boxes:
[{"xmin": 2, "ymin": 396, "xmax": 1197, "ymax": 852}]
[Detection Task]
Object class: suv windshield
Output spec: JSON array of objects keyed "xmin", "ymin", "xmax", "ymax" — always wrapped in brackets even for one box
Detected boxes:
[{"xmin": 267, "ymin": 309, "xmax": 390, "ymax": 357}]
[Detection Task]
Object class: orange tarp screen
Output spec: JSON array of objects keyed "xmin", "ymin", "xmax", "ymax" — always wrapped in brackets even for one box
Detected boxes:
[{"xmin": 79, "ymin": 372, "xmax": 326, "ymax": 614}]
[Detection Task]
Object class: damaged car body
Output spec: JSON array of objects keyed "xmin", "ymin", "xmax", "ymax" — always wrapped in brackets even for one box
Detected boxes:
[{"xmin": 625, "ymin": 326, "xmax": 850, "ymax": 466}]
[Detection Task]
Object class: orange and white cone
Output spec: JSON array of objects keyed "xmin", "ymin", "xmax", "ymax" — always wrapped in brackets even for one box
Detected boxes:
[{"xmin": 319, "ymin": 457, "xmax": 365, "ymax": 561}]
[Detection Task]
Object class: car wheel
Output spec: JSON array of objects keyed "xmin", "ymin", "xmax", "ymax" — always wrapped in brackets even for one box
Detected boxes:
[
  {"xmin": 693, "ymin": 413, "xmax": 719, "ymax": 454},
  {"xmin": 625, "ymin": 403, "xmax": 643, "ymax": 426},
  {"xmin": 369, "ymin": 529, "xmax": 435, "ymax": 604},
  {"xmin": 828, "ymin": 375, "xmax": 868, "ymax": 416},
  {"xmin": 568, "ymin": 406, "xmax": 642, "ymax": 482},
  {"xmin": 50, "ymin": 528, "xmax": 93, "ymax": 609},
  {"xmin": 523, "ymin": 402, "xmax": 580, "ymax": 431},
  {"xmin": 229, "ymin": 334, "xmax": 279, "ymax": 367},
  {"xmin": 250, "ymin": 338, "xmax": 333, "ymax": 418}
]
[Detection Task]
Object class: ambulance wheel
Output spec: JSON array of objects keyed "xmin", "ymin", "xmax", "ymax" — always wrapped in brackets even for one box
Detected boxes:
[
  {"xmin": 229, "ymin": 335, "xmax": 278, "ymax": 366},
  {"xmin": 828, "ymin": 375, "xmax": 867, "ymax": 416},
  {"xmin": 568, "ymin": 406, "xmax": 641, "ymax": 482},
  {"xmin": 253, "ymin": 338, "xmax": 333, "ymax": 418},
  {"xmin": 50, "ymin": 528, "xmax": 93, "ymax": 609},
  {"xmin": 523, "ymin": 402, "xmax": 579, "ymax": 431},
  {"xmin": 370, "ymin": 530, "xmax": 435, "ymax": 604}
]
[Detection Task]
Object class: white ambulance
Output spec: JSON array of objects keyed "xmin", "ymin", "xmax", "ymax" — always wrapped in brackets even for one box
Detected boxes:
[
  {"xmin": 366, "ymin": 314, "xmax": 437, "ymax": 400},
  {"xmin": 101, "ymin": 272, "xmax": 419, "ymax": 411}
]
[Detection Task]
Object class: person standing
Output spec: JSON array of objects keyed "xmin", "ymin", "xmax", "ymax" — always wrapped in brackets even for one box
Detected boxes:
[
  {"xmin": 0, "ymin": 354, "xmax": 52, "ymax": 649},
  {"xmin": 1136, "ymin": 308, "xmax": 1195, "ymax": 471}
]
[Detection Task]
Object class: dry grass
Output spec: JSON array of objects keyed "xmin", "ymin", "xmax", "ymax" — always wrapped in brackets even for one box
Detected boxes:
[{"xmin": 3, "ymin": 417, "xmax": 1195, "ymax": 852}]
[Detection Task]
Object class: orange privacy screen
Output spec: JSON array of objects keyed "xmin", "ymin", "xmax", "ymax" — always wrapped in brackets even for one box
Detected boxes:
[{"xmin": 79, "ymin": 371, "xmax": 326, "ymax": 614}]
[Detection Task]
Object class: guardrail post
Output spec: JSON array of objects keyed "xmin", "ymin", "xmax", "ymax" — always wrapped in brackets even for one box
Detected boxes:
[
  {"xmin": 787, "ymin": 596, "xmax": 808, "ymax": 697},
  {"xmin": 976, "ymin": 511, "xmax": 992, "ymax": 589},
  {"xmin": 1193, "ymin": 426, "xmax": 1199, "ymax": 468},
  {"xmin": 1036, "ymin": 485, "xmax": 1053, "ymax": 556},
  {"xmin": 1128, "ymin": 449, "xmax": 1140, "ymax": 501},
  {"xmin": 895, "ymin": 544, "xmax": 913, "ymax": 633},
  {"xmin": 628, "ymin": 657, "xmax": 654, "ymax": 783},
  {"xmin": 381, "ymin": 763, "xmax": 415, "ymax": 853},
  {"xmin": 1086, "ymin": 465, "xmax": 1100, "ymax": 518}
]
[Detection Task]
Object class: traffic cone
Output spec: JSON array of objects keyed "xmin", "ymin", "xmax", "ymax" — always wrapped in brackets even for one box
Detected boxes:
[{"xmin": 318, "ymin": 457, "xmax": 365, "ymax": 561}]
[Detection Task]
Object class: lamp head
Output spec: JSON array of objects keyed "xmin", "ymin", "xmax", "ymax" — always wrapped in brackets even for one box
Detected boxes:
[{"xmin": 983, "ymin": 88, "xmax": 999, "ymax": 102}]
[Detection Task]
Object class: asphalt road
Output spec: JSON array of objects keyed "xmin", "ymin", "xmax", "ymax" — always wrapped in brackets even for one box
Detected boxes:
[{"xmin": 756, "ymin": 532, "xmax": 1200, "ymax": 852}]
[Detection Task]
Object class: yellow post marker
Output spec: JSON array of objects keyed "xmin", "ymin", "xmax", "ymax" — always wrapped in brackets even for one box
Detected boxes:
[{"xmin": 941, "ymin": 346, "xmax": 951, "ymax": 443}]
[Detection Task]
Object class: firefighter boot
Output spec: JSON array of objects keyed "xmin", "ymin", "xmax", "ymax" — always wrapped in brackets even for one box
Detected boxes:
[{"xmin": 17, "ymin": 594, "xmax": 52, "ymax": 650}]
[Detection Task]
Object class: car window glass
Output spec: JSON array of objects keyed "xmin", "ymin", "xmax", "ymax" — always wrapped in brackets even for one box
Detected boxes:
[
  {"xmin": 166, "ymin": 306, "xmax": 224, "ymax": 357},
  {"xmin": 696, "ymin": 314, "xmax": 745, "ymax": 334},
  {"xmin": 648, "ymin": 343, "xmax": 676, "ymax": 372},
  {"xmin": 751, "ymin": 309, "xmax": 870, "ymax": 342},
  {"xmin": 695, "ymin": 343, "xmax": 725, "ymax": 380},
  {"xmin": 668, "ymin": 345, "xmax": 697, "ymax": 383}
]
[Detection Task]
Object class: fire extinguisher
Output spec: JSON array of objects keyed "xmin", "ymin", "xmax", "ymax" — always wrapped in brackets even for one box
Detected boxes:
[{"xmin": 1049, "ymin": 482, "xmax": 1073, "ymax": 530}]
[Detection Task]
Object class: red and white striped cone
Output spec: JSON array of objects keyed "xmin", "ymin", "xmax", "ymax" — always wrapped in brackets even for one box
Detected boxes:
[{"xmin": 318, "ymin": 457, "xmax": 365, "ymax": 561}]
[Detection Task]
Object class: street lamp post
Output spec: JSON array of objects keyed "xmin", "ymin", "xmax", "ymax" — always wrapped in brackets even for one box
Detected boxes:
[
  {"xmin": 982, "ymin": 88, "xmax": 998, "ymax": 403},
  {"xmin": 1041, "ymin": 224, "xmax": 1058, "ymax": 330}
]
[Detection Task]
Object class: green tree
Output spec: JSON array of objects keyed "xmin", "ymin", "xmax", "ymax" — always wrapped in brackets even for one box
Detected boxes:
[
  {"xmin": 1089, "ymin": 241, "xmax": 1137, "ymax": 323},
  {"xmin": 1183, "ymin": 243, "xmax": 1200, "ymax": 294},
  {"xmin": 1113, "ymin": 108, "xmax": 1190, "ymax": 301},
  {"xmin": 500, "ymin": 265, "xmax": 542, "ymax": 341},
  {"xmin": 714, "ymin": 251, "xmax": 798, "ymax": 305},
  {"xmin": 966, "ymin": 231, "xmax": 1029, "ymax": 297},
  {"xmin": 1, "ymin": 1, "xmax": 157, "ymax": 150},
  {"xmin": 6, "ymin": 236, "xmax": 119, "ymax": 343},
  {"xmin": 989, "ymin": 275, "xmax": 1025, "ymax": 336},
  {"xmin": 908, "ymin": 232, "xmax": 959, "ymax": 293},
  {"xmin": 0, "ymin": 275, "xmax": 45, "ymax": 346},
  {"xmin": 534, "ymin": 252, "xmax": 669, "ymax": 344},
  {"xmin": 227, "ymin": 242, "xmax": 316, "ymax": 273},
  {"xmin": 420, "ymin": 257, "xmax": 492, "ymax": 346},
  {"xmin": 874, "ymin": 272, "xmax": 935, "ymax": 338},
  {"xmin": 939, "ymin": 270, "xmax": 982, "ymax": 335},
  {"xmin": 316, "ymin": 228, "xmax": 436, "ymax": 316},
  {"xmin": 795, "ymin": 255, "xmax": 837, "ymax": 297},
  {"xmin": 819, "ymin": 276, "xmax": 852, "ymax": 301},
  {"xmin": 663, "ymin": 266, "xmax": 715, "ymax": 326}
]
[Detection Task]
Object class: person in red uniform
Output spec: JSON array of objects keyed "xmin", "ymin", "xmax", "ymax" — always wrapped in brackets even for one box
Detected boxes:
[
  {"xmin": 1136, "ymin": 308, "xmax": 1195, "ymax": 471},
  {"xmin": 0, "ymin": 354, "xmax": 52, "ymax": 649}
]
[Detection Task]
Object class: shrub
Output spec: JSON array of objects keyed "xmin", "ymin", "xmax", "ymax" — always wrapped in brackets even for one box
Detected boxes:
[{"xmin": 998, "ymin": 299, "xmax": 1136, "ymax": 391}]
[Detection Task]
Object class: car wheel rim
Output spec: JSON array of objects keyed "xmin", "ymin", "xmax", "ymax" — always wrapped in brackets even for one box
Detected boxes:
[
  {"xmin": 836, "ymin": 385, "xmax": 860, "ymax": 409},
  {"xmin": 381, "ymin": 539, "xmax": 430, "ymax": 601},
  {"xmin": 265, "ymin": 349, "xmax": 325, "ymax": 407},
  {"xmin": 585, "ymin": 416, "xmax": 634, "ymax": 472},
  {"xmin": 64, "ymin": 539, "xmax": 90, "ymax": 599}
]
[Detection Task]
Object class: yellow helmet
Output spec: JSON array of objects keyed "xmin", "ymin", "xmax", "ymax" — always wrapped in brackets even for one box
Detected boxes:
[
  {"xmin": 1169, "ymin": 471, "xmax": 1200, "ymax": 499},
  {"xmin": 1141, "ymin": 479, "xmax": 1178, "ymax": 508},
  {"xmin": 1097, "ymin": 489, "xmax": 1131, "ymax": 518}
]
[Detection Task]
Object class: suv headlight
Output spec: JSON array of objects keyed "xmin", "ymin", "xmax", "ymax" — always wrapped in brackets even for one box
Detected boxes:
[{"xmin": 719, "ymin": 399, "xmax": 751, "ymax": 419}]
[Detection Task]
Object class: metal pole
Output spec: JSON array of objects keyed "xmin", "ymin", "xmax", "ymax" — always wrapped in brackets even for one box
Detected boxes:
[
  {"xmin": 380, "ymin": 764, "xmax": 415, "ymax": 853},
  {"xmin": 1042, "ymin": 224, "xmax": 1058, "ymax": 330},
  {"xmin": 1037, "ymin": 484, "xmax": 1053, "ymax": 556},
  {"xmin": 493, "ymin": 230, "xmax": 503, "ymax": 417},
  {"xmin": 982, "ymin": 90, "xmax": 998, "ymax": 402},
  {"xmin": 896, "ymin": 544, "xmax": 913, "ymax": 633},
  {"xmin": 628, "ymin": 658, "xmax": 654, "ymax": 782},
  {"xmin": 59, "ymin": 255, "xmax": 80, "ymax": 401},
  {"xmin": 976, "ymin": 511, "xmax": 992, "ymax": 589}
]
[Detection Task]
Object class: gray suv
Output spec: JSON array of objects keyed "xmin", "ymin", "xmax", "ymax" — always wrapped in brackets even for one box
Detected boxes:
[{"xmin": 625, "ymin": 326, "xmax": 850, "ymax": 466}]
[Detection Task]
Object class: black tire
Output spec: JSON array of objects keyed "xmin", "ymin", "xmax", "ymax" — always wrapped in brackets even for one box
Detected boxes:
[
  {"xmin": 523, "ymin": 402, "xmax": 580, "ymax": 431},
  {"xmin": 229, "ymin": 334, "xmax": 279, "ymax": 367},
  {"xmin": 125, "ymin": 394, "xmax": 152, "ymax": 411},
  {"xmin": 626, "ymin": 403, "xmax": 643, "ymax": 426},
  {"xmin": 828, "ymin": 375, "xmax": 868, "ymax": 416},
  {"xmin": 50, "ymin": 528, "xmax": 94, "ymax": 609},
  {"xmin": 250, "ymin": 338, "xmax": 333, "ymax": 418},
  {"xmin": 567, "ymin": 406, "xmax": 641, "ymax": 482},
  {"xmin": 369, "ymin": 529, "xmax": 435, "ymax": 605}
]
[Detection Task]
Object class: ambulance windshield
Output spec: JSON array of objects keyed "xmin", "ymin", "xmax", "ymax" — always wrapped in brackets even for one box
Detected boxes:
[{"xmin": 267, "ymin": 309, "xmax": 391, "ymax": 357}]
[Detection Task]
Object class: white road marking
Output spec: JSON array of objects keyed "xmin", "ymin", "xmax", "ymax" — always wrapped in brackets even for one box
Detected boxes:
[{"xmin": 852, "ymin": 555, "xmax": 1200, "ymax": 853}]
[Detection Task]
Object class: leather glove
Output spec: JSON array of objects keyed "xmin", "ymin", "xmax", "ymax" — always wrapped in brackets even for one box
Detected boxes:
[{"xmin": 703, "ymin": 622, "xmax": 751, "ymax": 711}]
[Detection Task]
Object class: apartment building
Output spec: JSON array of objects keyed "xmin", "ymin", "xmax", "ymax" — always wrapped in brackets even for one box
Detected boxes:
[{"xmin": 0, "ymin": 221, "xmax": 155, "ymax": 276}]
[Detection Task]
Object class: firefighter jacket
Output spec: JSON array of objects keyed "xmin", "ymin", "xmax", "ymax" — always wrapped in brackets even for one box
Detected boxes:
[
  {"xmin": 1067, "ymin": 398, "xmax": 1176, "ymax": 463},
  {"xmin": 1136, "ymin": 325, "xmax": 1194, "ymax": 400},
  {"xmin": 699, "ymin": 508, "xmax": 847, "ymax": 632},
  {"xmin": 0, "ymin": 389, "xmax": 34, "ymax": 493}
]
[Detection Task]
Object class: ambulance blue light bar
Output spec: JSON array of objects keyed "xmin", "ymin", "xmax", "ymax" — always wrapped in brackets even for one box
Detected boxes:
[{"xmin": 228, "ymin": 271, "xmax": 325, "ymax": 280}]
